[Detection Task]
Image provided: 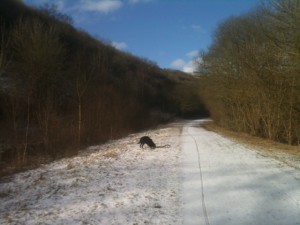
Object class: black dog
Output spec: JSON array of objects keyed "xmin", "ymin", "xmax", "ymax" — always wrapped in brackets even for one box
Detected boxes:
[{"xmin": 138, "ymin": 136, "xmax": 156, "ymax": 149}]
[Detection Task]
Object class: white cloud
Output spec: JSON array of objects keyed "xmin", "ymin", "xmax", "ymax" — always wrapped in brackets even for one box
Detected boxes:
[
  {"xmin": 80, "ymin": 0, "xmax": 123, "ymax": 14},
  {"xmin": 128, "ymin": 0, "xmax": 155, "ymax": 3},
  {"xmin": 186, "ymin": 50, "xmax": 199, "ymax": 58},
  {"xmin": 112, "ymin": 41, "xmax": 128, "ymax": 50},
  {"xmin": 182, "ymin": 60, "xmax": 198, "ymax": 74},
  {"xmin": 170, "ymin": 59, "xmax": 186, "ymax": 69},
  {"xmin": 170, "ymin": 51, "xmax": 201, "ymax": 74},
  {"xmin": 170, "ymin": 58, "xmax": 198, "ymax": 74}
]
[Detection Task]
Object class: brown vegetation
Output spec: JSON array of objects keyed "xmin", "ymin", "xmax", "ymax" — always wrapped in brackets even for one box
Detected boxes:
[
  {"xmin": 202, "ymin": 121, "xmax": 300, "ymax": 169},
  {"xmin": 197, "ymin": 0, "xmax": 300, "ymax": 146},
  {"xmin": 0, "ymin": 0, "xmax": 206, "ymax": 176}
]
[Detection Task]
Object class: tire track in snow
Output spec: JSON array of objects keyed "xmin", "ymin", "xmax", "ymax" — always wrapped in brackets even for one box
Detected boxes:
[
  {"xmin": 187, "ymin": 127, "xmax": 210, "ymax": 225},
  {"xmin": 181, "ymin": 120, "xmax": 300, "ymax": 225}
]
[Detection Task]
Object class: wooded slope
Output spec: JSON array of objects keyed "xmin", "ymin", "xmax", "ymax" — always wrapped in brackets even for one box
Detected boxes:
[
  {"xmin": 197, "ymin": 0, "xmax": 300, "ymax": 146},
  {"xmin": 0, "ymin": 0, "xmax": 206, "ymax": 175}
]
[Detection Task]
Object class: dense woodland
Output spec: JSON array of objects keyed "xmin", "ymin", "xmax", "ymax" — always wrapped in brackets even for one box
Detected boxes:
[
  {"xmin": 0, "ymin": 0, "xmax": 206, "ymax": 175},
  {"xmin": 197, "ymin": 0, "xmax": 300, "ymax": 145}
]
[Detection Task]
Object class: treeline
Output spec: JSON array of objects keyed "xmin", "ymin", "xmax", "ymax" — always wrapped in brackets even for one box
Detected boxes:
[
  {"xmin": 0, "ymin": 0, "xmax": 205, "ymax": 175},
  {"xmin": 197, "ymin": 0, "xmax": 300, "ymax": 145}
]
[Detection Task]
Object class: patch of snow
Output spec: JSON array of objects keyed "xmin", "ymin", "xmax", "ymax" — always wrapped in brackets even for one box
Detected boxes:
[
  {"xmin": 0, "ymin": 125, "xmax": 182, "ymax": 225},
  {"xmin": 181, "ymin": 120, "xmax": 300, "ymax": 225}
]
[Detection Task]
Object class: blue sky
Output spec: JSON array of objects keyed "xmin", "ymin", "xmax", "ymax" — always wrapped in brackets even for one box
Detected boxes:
[{"xmin": 23, "ymin": 0, "xmax": 262, "ymax": 73}]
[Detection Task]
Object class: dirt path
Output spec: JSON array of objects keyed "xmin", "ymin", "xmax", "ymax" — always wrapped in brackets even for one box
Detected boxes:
[
  {"xmin": 181, "ymin": 120, "xmax": 300, "ymax": 225},
  {"xmin": 1, "ymin": 120, "xmax": 299, "ymax": 225}
]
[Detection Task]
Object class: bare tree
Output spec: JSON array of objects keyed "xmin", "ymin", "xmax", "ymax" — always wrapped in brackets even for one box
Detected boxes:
[
  {"xmin": 72, "ymin": 48, "xmax": 101, "ymax": 146},
  {"xmin": 10, "ymin": 18, "xmax": 65, "ymax": 162},
  {"xmin": 0, "ymin": 23, "xmax": 9, "ymax": 77}
]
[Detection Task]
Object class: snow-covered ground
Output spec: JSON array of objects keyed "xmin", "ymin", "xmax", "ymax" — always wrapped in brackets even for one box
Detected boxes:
[
  {"xmin": 181, "ymin": 120, "xmax": 300, "ymax": 225},
  {"xmin": 0, "ymin": 124, "xmax": 183, "ymax": 225},
  {"xmin": 1, "ymin": 120, "xmax": 300, "ymax": 225}
]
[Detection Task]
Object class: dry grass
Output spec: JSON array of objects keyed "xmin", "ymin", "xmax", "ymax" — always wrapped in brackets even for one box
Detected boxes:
[
  {"xmin": 67, "ymin": 162, "xmax": 80, "ymax": 170},
  {"xmin": 102, "ymin": 149, "xmax": 121, "ymax": 159},
  {"xmin": 201, "ymin": 121, "xmax": 300, "ymax": 169}
]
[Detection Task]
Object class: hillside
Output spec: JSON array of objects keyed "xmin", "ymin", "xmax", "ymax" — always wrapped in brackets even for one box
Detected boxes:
[{"xmin": 0, "ymin": 0, "xmax": 207, "ymax": 176}]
